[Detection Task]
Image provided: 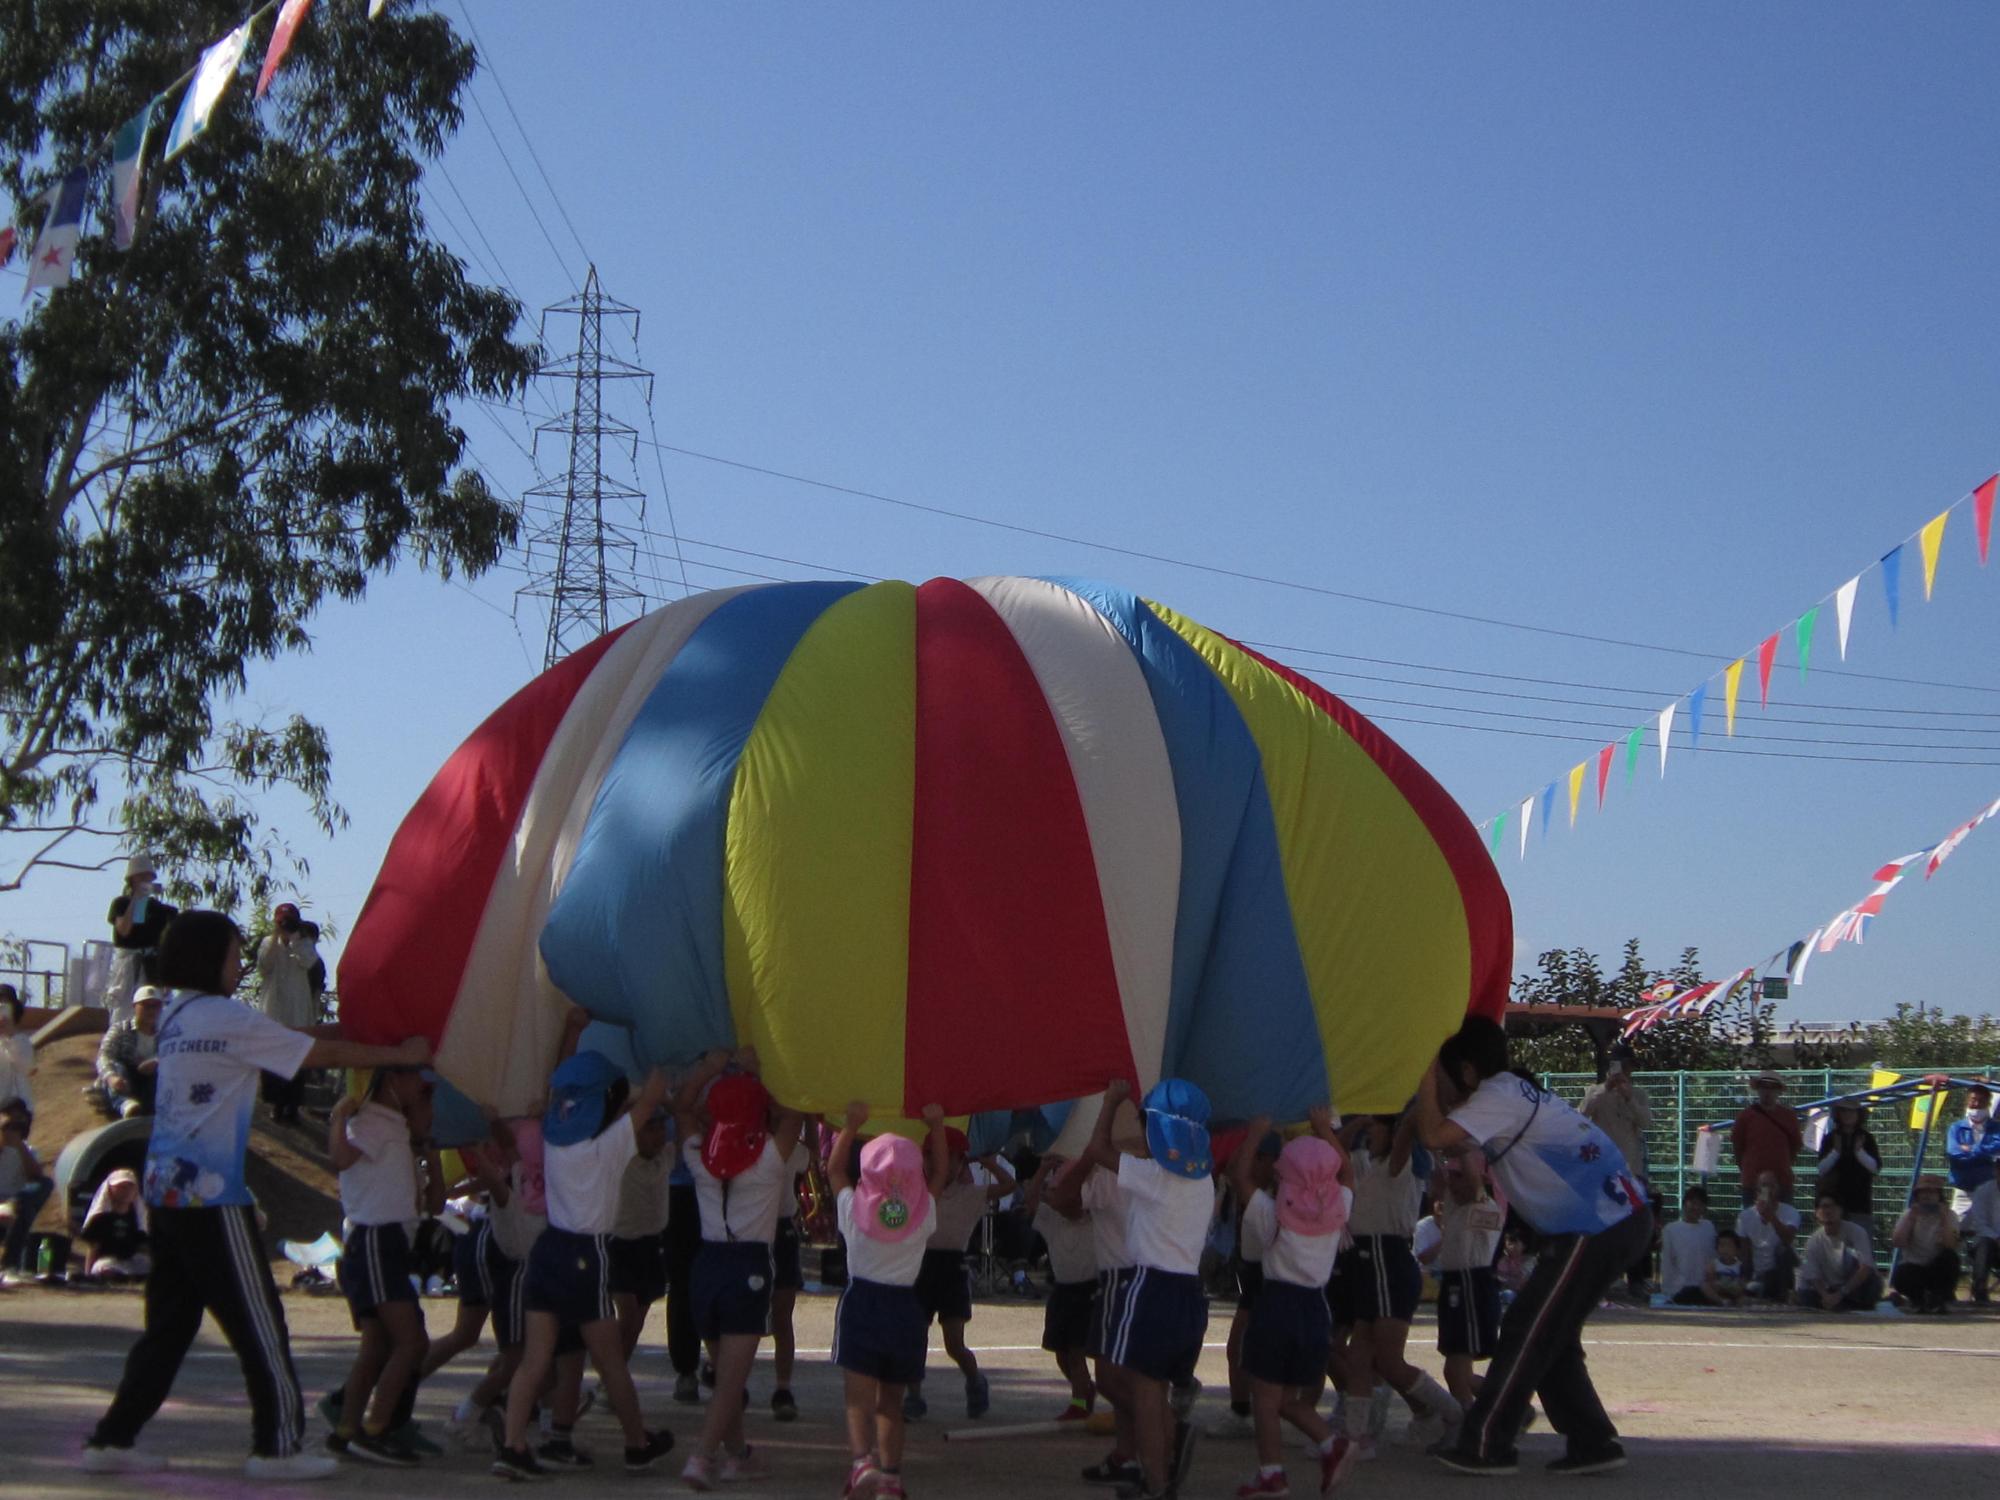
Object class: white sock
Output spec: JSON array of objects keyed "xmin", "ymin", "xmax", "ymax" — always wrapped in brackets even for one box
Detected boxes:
[
  {"xmin": 1410, "ymin": 1372, "xmax": 1462, "ymax": 1420},
  {"xmin": 1345, "ymin": 1397, "xmax": 1371, "ymax": 1440}
]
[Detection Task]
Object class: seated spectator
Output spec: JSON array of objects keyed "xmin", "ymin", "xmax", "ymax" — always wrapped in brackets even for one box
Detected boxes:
[
  {"xmin": 0, "ymin": 985, "xmax": 35, "ymax": 1135},
  {"xmin": 1659, "ymin": 1186, "xmax": 1719, "ymax": 1305},
  {"xmin": 1709, "ymin": 1232, "xmax": 1749, "ymax": 1302},
  {"xmin": 1794, "ymin": 1194, "xmax": 1880, "ymax": 1311},
  {"xmin": 1966, "ymin": 1156, "xmax": 2000, "ymax": 1305},
  {"xmin": 1890, "ymin": 1174, "xmax": 1962, "ymax": 1315},
  {"xmin": 1493, "ymin": 1230, "xmax": 1534, "ymax": 1304},
  {"xmin": 96, "ymin": 986, "xmax": 165, "ymax": 1119},
  {"xmin": 0, "ymin": 1101, "xmax": 53, "ymax": 1280},
  {"xmin": 1735, "ymin": 1170, "xmax": 1800, "ymax": 1301},
  {"xmin": 79, "ymin": 1169, "xmax": 151, "ymax": 1281}
]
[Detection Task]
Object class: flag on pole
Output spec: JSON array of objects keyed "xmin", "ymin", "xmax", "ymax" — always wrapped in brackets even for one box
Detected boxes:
[
  {"xmin": 23, "ymin": 168, "xmax": 89, "ymax": 296},
  {"xmin": 1566, "ymin": 762, "xmax": 1585, "ymax": 826},
  {"xmin": 1723, "ymin": 659, "xmax": 1744, "ymax": 735},
  {"xmin": 1657, "ymin": 702, "xmax": 1676, "ymax": 776},
  {"xmin": 1918, "ymin": 510, "xmax": 1947, "ymax": 600},
  {"xmin": 110, "ymin": 100, "xmax": 156, "ymax": 250},
  {"xmin": 1975, "ymin": 476, "xmax": 1996, "ymax": 565},
  {"xmin": 1796, "ymin": 606, "xmax": 1818, "ymax": 681},
  {"xmin": 1880, "ymin": 544, "xmax": 1902, "ymax": 628},
  {"xmin": 163, "ymin": 22, "xmax": 252, "ymax": 163},
  {"xmin": 1834, "ymin": 575, "xmax": 1859, "ymax": 658},
  {"xmin": 257, "ymin": 0, "xmax": 314, "ymax": 98}
]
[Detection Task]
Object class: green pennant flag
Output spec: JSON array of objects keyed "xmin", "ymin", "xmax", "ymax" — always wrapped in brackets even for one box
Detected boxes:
[
  {"xmin": 1625, "ymin": 725, "xmax": 1643, "ymax": 782},
  {"xmin": 1489, "ymin": 811, "xmax": 1507, "ymax": 855},
  {"xmin": 1796, "ymin": 606, "xmax": 1818, "ymax": 681}
]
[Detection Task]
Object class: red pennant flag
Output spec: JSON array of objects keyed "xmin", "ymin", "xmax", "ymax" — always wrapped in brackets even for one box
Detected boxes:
[
  {"xmin": 256, "ymin": 0, "xmax": 313, "ymax": 98},
  {"xmin": 1976, "ymin": 475, "xmax": 1996, "ymax": 566},
  {"xmin": 1595, "ymin": 742, "xmax": 1614, "ymax": 808},
  {"xmin": 1854, "ymin": 892, "xmax": 1888, "ymax": 916},
  {"xmin": 0, "ymin": 226, "xmax": 15, "ymax": 267},
  {"xmin": 1756, "ymin": 633, "xmax": 1778, "ymax": 706}
]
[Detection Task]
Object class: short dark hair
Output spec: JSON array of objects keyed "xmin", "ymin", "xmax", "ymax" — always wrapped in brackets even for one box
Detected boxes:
[
  {"xmin": 1438, "ymin": 1016, "xmax": 1509, "ymax": 1083},
  {"xmin": 0, "ymin": 985, "xmax": 20, "ymax": 1024},
  {"xmin": 1715, "ymin": 1230, "xmax": 1740, "ymax": 1247},
  {"xmin": 1816, "ymin": 1193, "xmax": 1841, "ymax": 1208},
  {"xmin": 154, "ymin": 910, "xmax": 243, "ymax": 994},
  {"xmin": 1683, "ymin": 1185, "xmax": 1708, "ymax": 1204}
]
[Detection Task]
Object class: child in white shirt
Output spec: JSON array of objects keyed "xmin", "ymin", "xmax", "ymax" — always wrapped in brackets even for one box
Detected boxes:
[
  {"xmin": 1025, "ymin": 1152, "xmax": 1099, "ymax": 1421},
  {"xmin": 902, "ymin": 1124, "xmax": 1013, "ymax": 1422},
  {"xmin": 1659, "ymin": 1186, "xmax": 1720, "ymax": 1306}
]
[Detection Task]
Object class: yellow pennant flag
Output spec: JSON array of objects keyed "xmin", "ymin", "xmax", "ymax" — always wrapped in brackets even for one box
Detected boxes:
[
  {"xmin": 1723, "ymin": 658, "xmax": 1744, "ymax": 735},
  {"xmin": 1919, "ymin": 510, "xmax": 1948, "ymax": 600},
  {"xmin": 1567, "ymin": 761, "xmax": 1586, "ymax": 825}
]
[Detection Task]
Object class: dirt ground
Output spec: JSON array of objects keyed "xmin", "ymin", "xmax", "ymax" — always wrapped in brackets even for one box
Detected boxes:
[{"xmin": 2, "ymin": 1286, "xmax": 1994, "ymax": 1498}]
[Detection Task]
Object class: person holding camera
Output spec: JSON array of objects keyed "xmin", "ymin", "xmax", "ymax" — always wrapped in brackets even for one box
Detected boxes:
[
  {"xmin": 1889, "ymin": 1174, "xmax": 1962, "ymax": 1314},
  {"xmin": 256, "ymin": 904, "xmax": 322, "ymax": 1125},
  {"xmin": 105, "ymin": 854, "xmax": 178, "ymax": 1027}
]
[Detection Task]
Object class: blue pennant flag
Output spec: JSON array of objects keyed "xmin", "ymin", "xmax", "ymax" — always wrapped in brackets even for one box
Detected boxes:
[{"xmin": 1880, "ymin": 544, "xmax": 1902, "ymax": 628}]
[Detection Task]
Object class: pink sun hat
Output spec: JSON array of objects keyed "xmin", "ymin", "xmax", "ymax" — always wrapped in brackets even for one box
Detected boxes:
[
  {"xmin": 852, "ymin": 1134, "xmax": 929, "ymax": 1244},
  {"xmin": 1274, "ymin": 1136, "xmax": 1350, "ymax": 1236}
]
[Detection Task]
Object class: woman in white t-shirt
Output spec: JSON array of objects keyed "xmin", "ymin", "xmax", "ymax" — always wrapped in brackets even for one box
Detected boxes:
[
  {"xmin": 0, "ymin": 986, "xmax": 35, "ymax": 1130},
  {"xmin": 827, "ymin": 1100, "xmax": 944, "ymax": 1500}
]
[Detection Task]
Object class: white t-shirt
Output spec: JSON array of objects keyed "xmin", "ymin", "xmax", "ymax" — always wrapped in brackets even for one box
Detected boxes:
[
  {"xmin": 143, "ymin": 992, "xmax": 314, "ymax": 1209},
  {"xmin": 490, "ymin": 1170, "xmax": 547, "ymax": 1261},
  {"xmin": 1117, "ymin": 1154, "xmax": 1216, "ymax": 1275},
  {"xmin": 685, "ymin": 1134, "xmax": 790, "ymax": 1244},
  {"xmin": 1082, "ymin": 1166, "xmax": 1131, "ymax": 1270},
  {"xmin": 1347, "ymin": 1149, "xmax": 1421, "ymax": 1238},
  {"xmin": 1734, "ymin": 1202, "xmax": 1801, "ymax": 1276},
  {"xmin": 1798, "ymin": 1220, "xmax": 1873, "ymax": 1291},
  {"xmin": 838, "ymin": 1186, "xmax": 937, "ymax": 1286},
  {"xmin": 340, "ymin": 1101, "xmax": 419, "ymax": 1228},
  {"xmin": 0, "ymin": 1141, "xmax": 38, "ymax": 1198},
  {"xmin": 1239, "ymin": 1188, "xmax": 1275, "ymax": 1264},
  {"xmin": 546, "ymin": 1113, "xmax": 639, "ymax": 1235},
  {"xmin": 776, "ymin": 1142, "xmax": 811, "ymax": 1222},
  {"xmin": 1659, "ymin": 1218, "xmax": 1718, "ymax": 1296},
  {"xmin": 0, "ymin": 1033, "xmax": 35, "ymax": 1112},
  {"xmin": 1240, "ymin": 1186, "xmax": 1343, "ymax": 1287},
  {"xmin": 1033, "ymin": 1201, "xmax": 1098, "ymax": 1285},
  {"xmin": 613, "ymin": 1147, "xmax": 673, "ymax": 1239},
  {"xmin": 1412, "ymin": 1215, "xmax": 1443, "ymax": 1265},
  {"xmin": 930, "ymin": 1175, "xmax": 988, "ymax": 1253},
  {"xmin": 1437, "ymin": 1195, "xmax": 1505, "ymax": 1272},
  {"xmin": 1448, "ymin": 1074, "xmax": 1639, "ymax": 1236}
]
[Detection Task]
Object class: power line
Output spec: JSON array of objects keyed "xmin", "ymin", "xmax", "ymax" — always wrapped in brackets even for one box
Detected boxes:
[
  {"xmin": 1355, "ymin": 712, "xmax": 2000, "ymax": 768},
  {"xmin": 429, "ymin": 159, "xmax": 525, "ymax": 302}
]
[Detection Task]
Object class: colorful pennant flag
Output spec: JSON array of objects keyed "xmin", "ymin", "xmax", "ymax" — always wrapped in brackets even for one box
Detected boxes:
[
  {"xmin": 257, "ymin": 0, "xmax": 314, "ymax": 98},
  {"xmin": 1624, "ymin": 725, "xmax": 1642, "ymax": 783},
  {"xmin": 1755, "ymin": 634, "xmax": 1777, "ymax": 706},
  {"xmin": 1790, "ymin": 931, "xmax": 1821, "ymax": 986},
  {"xmin": 1538, "ymin": 780, "xmax": 1556, "ymax": 837},
  {"xmin": 1518, "ymin": 796, "xmax": 1533, "ymax": 859},
  {"xmin": 1657, "ymin": 703, "xmax": 1676, "ymax": 777},
  {"xmin": 1723, "ymin": 659, "xmax": 1744, "ymax": 735},
  {"xmin": 163, "ymin": 21, "xmax": 252, "ymax": 163},
  {"xmin": 1489, "ymin": 811, "xmax": 1506, "ymax": 856},
  {"xmin": 110, "ymin": 100, "xmax": 156, "ymax": 250},
  {"xmin": 1918, "ymin": 511, "xmax": 1947, "ymax": 600},
  {"xmin": 23, "ymin": 168, "xmax": 88, "ymax": 296},
  {"xmin": 1566, "ymin": 762, "xmax": 1585, "ymax": 826},
  {"xmin": 1880, "ymin": 544, "xmax": 1902, "ymax": 627},
  {"xmin": 1834, "ymin": 575, "xmax": 1859, "ymax": 658},
  {"xmin": 1796, "ymin": 606, "xmax": 1818, "ymax": 681},
  {"xmin": 1593, "ymin": 744, "xmax": 1612, "ymax": 808},
  {"xmin": 0, "ymin": 226, "xmax": 15, "ymax": 266},
  {"xmin": 1976, "ymin": 476, "xmax": 1995, "ymax": 565},
  {"xmin": 1687, "ymin": 684, "xmax": 1706, "ymax": 751}
]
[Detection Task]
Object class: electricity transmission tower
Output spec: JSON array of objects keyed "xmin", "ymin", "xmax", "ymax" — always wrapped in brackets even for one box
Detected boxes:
[{"xmin": 522, "ymin": 265, "xmax": 654, "ymax": 668}]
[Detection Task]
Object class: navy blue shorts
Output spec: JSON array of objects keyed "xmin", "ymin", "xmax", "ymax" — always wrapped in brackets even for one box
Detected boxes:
[
  {"xmin": 609, "ymin": 1231, "xmax": 668, "ymax": 1304},
  {"xmin": 833, "ymin": 1277, "xmax": 927, "ymax": 1385},
  {"xmin": 1331, "ymin": 1235, "xmax": 1421, "ymax": 1325},
  {"xmin": 1244, "ymin": 1278, "xmax": 1331, "ymax": 1389},
  {"xmin": 340, "ymin": 1222, "xmax": 420, "ymax": 1324},
  {"xmin": 1436, "ymin": 1266, "xmax": 1501, "ymax": 1359},
  {"xmin": 1103, "ymin": 1267, "xmax": 1207, "ymax": 1384},
  {"xmin": 525, "ymin": 1228, "xmax": 616, "ymax": 1328},
  {"xmin": 773, "ymin": 1218, "xmax": 804, "ymax": 1292},
  {"xmin": 454, "ymin": 1219, "xmax": 497, "ymax": 1309},
  {"xmin": 915, "ymin": 1247, "xmax": 972, "ymax": 1324},
  {"xmin": 693, "ymin": 1240, "xmax": 774, "ymax": 1340},
  {"xmin": 1087, "ymin": 1267, "xmax": 1132, "ymax": 1360},
  {"xmin": 1042, "ymin": 1279, "xmax": 1095, "ymax": 1354},
  {"xmin": 1235, "ymin": 1258, "xmax": 1265, "ymax": 1308}
]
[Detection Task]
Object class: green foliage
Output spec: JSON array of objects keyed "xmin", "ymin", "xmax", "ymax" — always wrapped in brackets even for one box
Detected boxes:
[
  {"xmin": 1856, "ymin": 1003, "xmax": 2000, "ymax": 1072},
  {"xmin": 0, "ymin": 0, "xmax": 536, "ymax": 909}
]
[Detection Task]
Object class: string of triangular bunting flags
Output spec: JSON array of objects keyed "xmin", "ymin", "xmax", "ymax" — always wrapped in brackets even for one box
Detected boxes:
[
  {"xmin": 1484, "ymin": 471, "xmax": 2000, "ymax": 863},
  {"xmin": 1618, "ymin": 792, "xmax": 2000, "ymax": 1037}
]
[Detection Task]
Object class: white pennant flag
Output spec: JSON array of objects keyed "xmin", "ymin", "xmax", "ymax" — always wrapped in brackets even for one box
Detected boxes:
[
  {"xmin": 1518, "ymin": 797, "xmax": 1533, "ymax": 859},
  {"xmin": 1656, "ymin": 702, "xmax": 1676, "ymax": 778},
  {"xmin": 1790, "ymin": 931, "xmax": 1822, "ymax": 987},
  {"xmin": 1834, "ymin": 576, "xmax": 1859, "ymax": 659},
  {"xmin": 163, "ymin": 22, "xmax": 252, "ymax": 163}
]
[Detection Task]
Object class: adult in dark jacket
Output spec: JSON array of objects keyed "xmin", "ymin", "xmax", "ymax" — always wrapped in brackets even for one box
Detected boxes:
[{"xmin": 1814, "ymin": 1102, "xmax": 1881, "ymax": 1246}]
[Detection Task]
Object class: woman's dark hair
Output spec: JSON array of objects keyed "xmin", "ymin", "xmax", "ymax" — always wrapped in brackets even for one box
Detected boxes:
[
  {"xmin": 153, "ymin": 910, "xmax": 243, "ymax": 994},
  {"xmin": 1683, "ymin": 1185, "xmax": 1708, "ymax": 1204},
  {"xmin": 1437, "ymin": 1016, "xmax": 1509, "ymax": 1084},
  {"xmin": 0, "ymin": 984, "xmax": 21, "ymax": 1024}
]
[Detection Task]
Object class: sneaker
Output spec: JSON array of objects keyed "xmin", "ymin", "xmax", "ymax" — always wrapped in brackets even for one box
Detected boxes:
[
  {"xmin": 1428, "ymin": 1442, "xmax": 1518, "ymax": 1477},
  {"xmin": 245, "ymin": 1451, "xmax": 341, "ymax": 1481},
  {"xmin": 771, "ymin": 1388, "xmax": 799, "ymax": 1422},
  {"xmin": 674, "ymin": 1373, "xmax": 703, "ymax": 1404},
  {"xmin": 1057, "ymin": 1399, "xmax": 1096, "ymax": 1423},
  {"xmin": 1320, "ymin": 1436, "xmax": 1359, "ymax": 1494},
  {"xmin": 845, "ymin": 1454, "xmax": 883, "ymax": 1498},
  {"xmin": 491, "ymin": 1445, "xmax": 548, "ymax": 1482},
  {"xmin": 682, "ymin": 1452, "xmax": 717, "ymax": 1490},
  {"xmin": 1236, "ymin": 1470, "xmax": 1292, "ymax": 1498},
  {"xmin": 81, "ymin": 1442, "xmax": 169, "ymax": 1474},
  {"xmin": 965, "ymin": 1372, "xmax": 991, "ymax": 1419},
  {"xmin": 536, "ymin": 1438, "xmax": 594, "ymax": 1469},
  {"xmin": 720, "ymin": 1444, "xmax": 769, "ymax": 1481},
  {"xmin": 1170, "ymin": 1419, "xmax": 1200, "ymax": 1489},
  {"xmin": 1547, "ymin": 1441, "xmax": 1626, "ymax": 1476},
  {"xmin": 626, "ymin": 1430, "xmax": 676, "ymax": 1472},
  {"xmin": 346, "ymin": 1431, "xmax": 420, "ymax": 1468},
  {"xmin": 878, "ymin": 1476, "xmax": 907, "ymax": 1500},
  {"xmin": 390, "ymin": 1421, "xmax": 444, "ymax": 1457},
  {"xmin": 902, "ymin": 1388, "xmax": 928, "ymax": 1422},
  {"xmin": 1209, "ymin": 1408, "xmax": 1256, "ymax": 1439},
  {"xmin": 1082, "ymin": 1455, "xmax": 1143, "ymax": 1486}
]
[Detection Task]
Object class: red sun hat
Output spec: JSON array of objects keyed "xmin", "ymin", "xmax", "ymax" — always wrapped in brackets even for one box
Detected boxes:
[
  {"xmin": 923, "ymin": 1124, "xmax": 970, "ymax": 1163},
  {"xmin": 701, "ymin": 1073, "xmax": 772, "ymax": 1181}
]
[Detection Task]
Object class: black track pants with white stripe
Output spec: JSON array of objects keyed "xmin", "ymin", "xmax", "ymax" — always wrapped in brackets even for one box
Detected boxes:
[
  {"xmin": 91, "ymin": 1204, "xmax": 307, "ymax": 1457},
  {"xmin": 1455, "ymin": 1208, "xmax": 1652, "ymax": 1462}
]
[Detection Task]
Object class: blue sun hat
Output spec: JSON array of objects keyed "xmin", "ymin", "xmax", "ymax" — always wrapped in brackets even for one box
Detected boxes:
[
  {"xmin": 1142, "ymin": 1077, "xmax": 1213, "ymax": 1178},
  {"xmin": 544, "ymin": 1050, "xmax": 621, "ymax": 1147}
]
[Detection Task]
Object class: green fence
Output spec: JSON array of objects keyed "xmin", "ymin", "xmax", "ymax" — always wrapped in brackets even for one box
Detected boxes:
[{"xmin": 1537, "ymin": 1066, "xmax": 1994, "ymax": 1266}]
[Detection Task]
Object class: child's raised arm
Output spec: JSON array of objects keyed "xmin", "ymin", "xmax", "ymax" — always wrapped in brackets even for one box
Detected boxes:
[
  {"xmin": 1044, "ymin": 1153, "xmax": 1093, "ymax": 1219},
  {"xmin": 1228, "ymin": 1114, "xmax": 1272, "ymax": 1204},
  {"xmin": 1080, "ymin": 1079, "xmax": 1133, "ymax": 1173},
  {"xmin": 922, "ymin": 1103, "xmax": 951, "ymax": 1197},
  {"xmin": 1308, "ymin": 1105, "xmax": 1355, "ymax": 1189},
  {"xmin": 978, "ymin": 1153, "xmax": 1017, "ymax": 1203},
  {"xmin": 829, "ymin": 1102, "xmax": 867, "ymax": 1194},
  {"xmin": 672, "ymin": 1049, "xmax": 731, "ymax": 1142}
]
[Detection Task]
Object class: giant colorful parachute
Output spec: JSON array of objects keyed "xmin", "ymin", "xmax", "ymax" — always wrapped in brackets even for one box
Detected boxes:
[{"xmin": 339, "ymin": 577, "xmax": 1511, "ymax": 1122}]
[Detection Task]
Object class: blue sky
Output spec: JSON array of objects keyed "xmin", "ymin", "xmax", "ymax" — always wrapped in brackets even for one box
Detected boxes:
[{"xmin": 8, "ymin": 3, "xmax": 2000, "ymax": 1027}]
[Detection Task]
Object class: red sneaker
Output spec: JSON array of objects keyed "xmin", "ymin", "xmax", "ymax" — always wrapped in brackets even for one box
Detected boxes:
[
  {"xmin": 1236, "ymin": 1470, "xmax": 1292, "ymax": 1498},
  {"xmin": 845, "ymin": 1455, "xmax": 883, "ymax": 1498},
  {"xmin": 1055, "ymin": 1401, "xmax": 1095, "ymax": 1423},
  {"xmin": 1320, "ymin": 1437, "xmax": 1358, "ymax": 1495}
]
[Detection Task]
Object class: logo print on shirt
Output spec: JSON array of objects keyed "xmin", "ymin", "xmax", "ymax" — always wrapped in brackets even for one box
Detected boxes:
[
  {"xmin": 190, "ymin": 1081, "xmax": 216, "ymax": 1106},
  {"xmin": 1578, "ymin": 1142, "xmax": 1601, "ymax": 1163}
]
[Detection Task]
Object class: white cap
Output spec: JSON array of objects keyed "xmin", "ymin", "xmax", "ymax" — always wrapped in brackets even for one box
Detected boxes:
[{"xmin": 126, "ymin": 852, "xmax": 158, "ymax": 879}]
